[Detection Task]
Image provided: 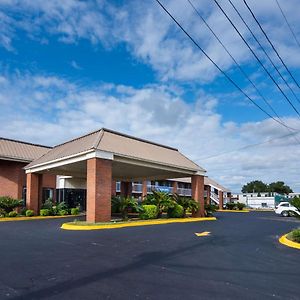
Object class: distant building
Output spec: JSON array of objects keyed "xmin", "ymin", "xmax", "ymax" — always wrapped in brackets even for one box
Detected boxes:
[
  {"xmin": 287, "ymin": 193, "xmax": 300, "ymax": 199},
  {"xmin": 232, "ymin": 192, "xmax": 297, "ymax": 209}
]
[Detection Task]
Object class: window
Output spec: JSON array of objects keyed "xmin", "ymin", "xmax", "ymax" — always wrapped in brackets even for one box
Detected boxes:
[
  {"xmin": 22, "ymin": 187, "xmax": 27, "ymax": 201},
  {"xmin": 43, "ymin": 188, "xmax": 54, "ymax": 202},
  {"xmin": 261, "ymin": 203, "xmax": 268, "ymax": 207}
]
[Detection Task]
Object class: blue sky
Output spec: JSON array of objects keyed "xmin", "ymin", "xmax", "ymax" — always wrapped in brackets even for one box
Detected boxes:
[{"xmin": 0, "ymin": 0, "xmax": 300, "ymax": 191}]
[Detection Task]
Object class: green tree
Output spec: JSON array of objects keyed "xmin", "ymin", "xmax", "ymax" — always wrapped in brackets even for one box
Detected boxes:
[
  {"xmin": 290, "ymin": 197, "xmax": 300, "ymax": 210},
  {"xmin": 111, "ymin": 196, "xmax": 142, "ymax": 220},
  {"xmin": 172, "ymin": 194, "xmax": 199, "ymax": 217},
  {"xmin": 143, "ymin": 191, "xmax": 175, "ymax": 218},
  {"xmin": 268, "ymin": 181, "xmax": 293, "ymax": 195},
  {"xmin": 241, "ymin": 180, "xmax": 268, "ymax": 193}
]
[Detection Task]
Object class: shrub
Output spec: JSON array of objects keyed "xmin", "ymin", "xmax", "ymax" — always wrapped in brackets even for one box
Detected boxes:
[
  {"xmin": 290, "ymin": 229, "xmax": 300, "ymax": 243},
  {"xmin": 236, "ymin": 202, "xmax": 246, "ymax": 210},
  {"xmin": 40, "ymin": 209, "xmax": 51, "ymax": 216},
  {"xmin": 205, "ymin": 204, "xmax": 217, "ymax": 216},
  {"xmin": 111, "ymin": 196, "xmax": 120, "ymax": 213},
  {"xmin": 57, "ymin": 201, "xmax": 68, "ymax": 211},
  {"xmin": 168, "ymin": 204, "xmax": 184, "ymax": 218},
  {"xmin": 52, "ymin": 206, "xmax": 58, "ymax": 216},
  {"xmin": 8, "ymin": 211, "xmax": 18, "ymax": 217},
  {"xmin": 58, "ymin": 209, "xmax": 69, "ymax": 216},
  {"xmin": 0, "ymin": 208, "xmax": 6, "ymax": 217},
  {"xmin": 71, "ymin": 208, "xmax": 79, "ymax": 215},
  {"xmin": 172, "ymin": 194, "xmax": 199, "ymax": 217},
  {"xmin": 20, "ymin": 208, "xmax": 27, "ymax": 216},
  {"xmin": 0, "ymin": 196, "xmax": 23, "ymax": 213},
  {"xmin": 111, "ymin": 196, "xmax": 142, "ymax": 220},
  {"xmin": 42, "ymin": 198, "xmax": 53, "ymax": 210},
  {"xmin": 25, "ymin": 210, "xmax": 34, "ymax": 217},
  {"xmin": 291, "ymin": 197, "xmax": 300, "ymax": 210},
  {"xmin": 144, "ymin": 191, "xmax": 176, "ymax": 218},
  {"xmin": 139, "ymin": 205, "xmax": 158, "ymax": 219},
  {"xmin": 225, "ymin": 202, "xmax": 236, "ymax": 210}
]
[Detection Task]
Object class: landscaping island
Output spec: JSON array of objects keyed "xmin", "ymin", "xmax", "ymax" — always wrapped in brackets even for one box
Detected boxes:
[
  {"xmin": 62, "ymin": 216, "xmax": 216, "ymax": 230},
  {"xmin": 63, "ymin": 191, "xmax": 217, "ymax": 230},
  {"xmin": 279, "ymin": 228, "xmax": 300, "ymax": 250}
]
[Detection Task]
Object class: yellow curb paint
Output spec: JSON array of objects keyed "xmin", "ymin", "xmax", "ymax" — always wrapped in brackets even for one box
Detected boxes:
[
  {"xmin": 217, "ymin": 209, "xmax": 250, "ymax": 213},
  {"xmin": 0, "ymin": 215, "xmax": 78, "ymax": 222},
  {"xmin": 61, "ymin": 217, "xmax": 217, "ymax": 231},
  {"xmin": 195, "ymin": 231, "xmax": 211, "ymax": 237},
  {"xmin": 279, "ymin": 234, "xmax": 300, "ymax": 250}
]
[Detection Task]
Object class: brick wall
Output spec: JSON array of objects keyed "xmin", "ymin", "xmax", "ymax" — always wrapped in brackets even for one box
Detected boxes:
[
  {"xmin": 0, "ymin": 160, "xmax": 26, "ymax": 199},
  {"xmin": 0, "ymin": 159, "xmax": 56, "ymax": 200},
  {"xmin": 86, "ymin": 158, "xmax": 112, "ymax": 222}
]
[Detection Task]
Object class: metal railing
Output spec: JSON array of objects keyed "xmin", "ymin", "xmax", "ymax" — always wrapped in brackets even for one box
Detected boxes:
[
  {"xmin": 147, "ymin": 185, "xmax": 173, "ymax": 193},
  {"xmin": 132, "ymin": 183, "xmax": 143, "ymax": 193},
  {"xmin": 210, "ymin": 192, "xmax": 219, "ymax": 204},
  {"xmin": 177, "ymin": 188, "xmax": 192, "ymax": 196}
]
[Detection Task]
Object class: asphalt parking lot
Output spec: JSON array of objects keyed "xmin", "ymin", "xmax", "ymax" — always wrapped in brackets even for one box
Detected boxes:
[{"xmin": 0, "ymin": 212, "xmax": 299, "ymax": 300}]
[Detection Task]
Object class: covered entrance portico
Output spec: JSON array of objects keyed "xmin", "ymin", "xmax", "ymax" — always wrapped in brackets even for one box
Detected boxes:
[{"xmin": 25, "ymin": 129, "xmax": 206, "ymax": 222}]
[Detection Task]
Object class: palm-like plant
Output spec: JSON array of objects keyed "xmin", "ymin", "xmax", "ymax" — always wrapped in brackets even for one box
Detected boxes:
[
  {"xmin": 172, "ymin": 194, "xmax": 199, "ymax": 217},
  {"xmin": 111, "ymin": 196, "xmax": 142, "ymax": 220},
  {"xmin": 144, "ymin": 191, "xmax": 175, "ymax": 218}
]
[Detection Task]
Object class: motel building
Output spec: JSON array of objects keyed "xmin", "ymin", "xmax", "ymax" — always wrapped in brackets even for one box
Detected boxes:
[
  {"xmin": 0, "ymin": 128, "xmax": 230, "ymax": 222},
  {"xmin": 231, "ymin": 192, "xmax": 287, "ymax": 209},
  {"xmin": 57, "ymin": 176, "xmax": 231, "ymax": 210}
]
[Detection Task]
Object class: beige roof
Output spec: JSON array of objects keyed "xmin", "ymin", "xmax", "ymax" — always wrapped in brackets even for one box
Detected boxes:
[
  {"xmin": 0, "ymin": 138, "xmax": 51, "ymax": 163},
  {"xmin": 169, "ymin": 176, "xmax": 230, "ymax": 192},
  {"xmin": 26, "ymin": 128, "xmax": 205, "ymax": 172}
]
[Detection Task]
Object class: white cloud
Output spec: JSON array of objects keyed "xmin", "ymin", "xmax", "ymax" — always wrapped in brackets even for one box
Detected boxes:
[
  {"xmin": 0, "ymin": 0, "xmax": 299, "ymax": 82},
  {"xmin": 0, "ymin": 72, "xmax": 300, "ymax": 192},
  {"xmin": 70, "ymin": 60, "xmax": 82, "ymax": 70}
]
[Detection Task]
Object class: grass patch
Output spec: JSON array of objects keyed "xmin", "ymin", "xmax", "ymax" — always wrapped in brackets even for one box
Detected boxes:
[
  {"xmin": 70, "ymin": 217, "xmax": 201, "ymax": 226},
  {"xmin": 62, "ymin": 216, "xmax": 217, "ymax": 230},
  {"xmin": 287, "ymin": 229, "xmax": 300, "ymax": 243}
]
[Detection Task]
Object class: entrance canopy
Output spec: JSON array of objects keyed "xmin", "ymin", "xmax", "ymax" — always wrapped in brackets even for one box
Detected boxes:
[{"xmin": 25, "ymin": 128, "xmax": 206, "ymax": 180}]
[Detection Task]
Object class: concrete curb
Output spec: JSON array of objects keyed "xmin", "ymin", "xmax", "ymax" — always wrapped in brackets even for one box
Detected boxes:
[
  {"xmin": 61, "ymin": 217, "xmax": 217, "ymax": 231},
  {"xmin": 279, "ymin": 233, "xmax": 300, "ymax": 250}
]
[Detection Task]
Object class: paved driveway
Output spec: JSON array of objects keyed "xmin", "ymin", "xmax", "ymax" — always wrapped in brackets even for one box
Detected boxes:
[{"xmin": 0, "ymin": 212, "xmax": 299, "ymax": 300}]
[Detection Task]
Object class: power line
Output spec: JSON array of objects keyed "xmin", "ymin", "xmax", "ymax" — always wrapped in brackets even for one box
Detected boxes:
[
  {"xmin": 228, "ymin": 0, "xmax": 300, "ymax": 106},
  {"xmin": 154, "ymin": 0, "xmax": 297, "ymax": 131},
  {"xmin": 186, "ymin": 0, "xmax": 290, "ymax": 128},
  {"xmin": 194, "ymin": 130, "xmax": 300, "ymax": 162},
  {"xmin": 213, "ymin": 0, "xmax": 300, "ymax": 119},
  {"xmin": 243, "ymin": 0, "xmax": 300, "ymax": 89},
  {"xmin": 226, "ymin": 0, "xmax": 300, "ymax": 144},
  {"xmin": 275, "ymin": 0, "xmax": 300, "ymax": 50}
]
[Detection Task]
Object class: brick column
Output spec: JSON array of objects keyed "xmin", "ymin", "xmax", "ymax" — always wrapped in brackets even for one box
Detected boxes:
[
  {"xmin": 120, "ymin": 182, "xmax": 132, "ymax": 198},
  {"xmin": 172, "ymin": 181, "xmax": 178, "ymax": 194},
  {"xmin": 111, "ymin": 179, "xmax": 116, "ymax": 197},
  {"xmin": 191, "ymin": 175, "xmax": 205, "ymax": 217},
  {"xmin": 26, "ymin": 173, "xmax": 41, "ymax": 215},
  {"xmin": 86, "ymin": 158, "xmax": 112, "ymax": 223},
  {"xmin": 142, "ymin": 180, "xmax": 148, "ymax": 200},
  {"xmin": 206, "ymin": 185, "xmax": 211, "ymax": 205},
  {"xmin": 218, "ymin": 190, "xmax": 224, "ymax": 210}
]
